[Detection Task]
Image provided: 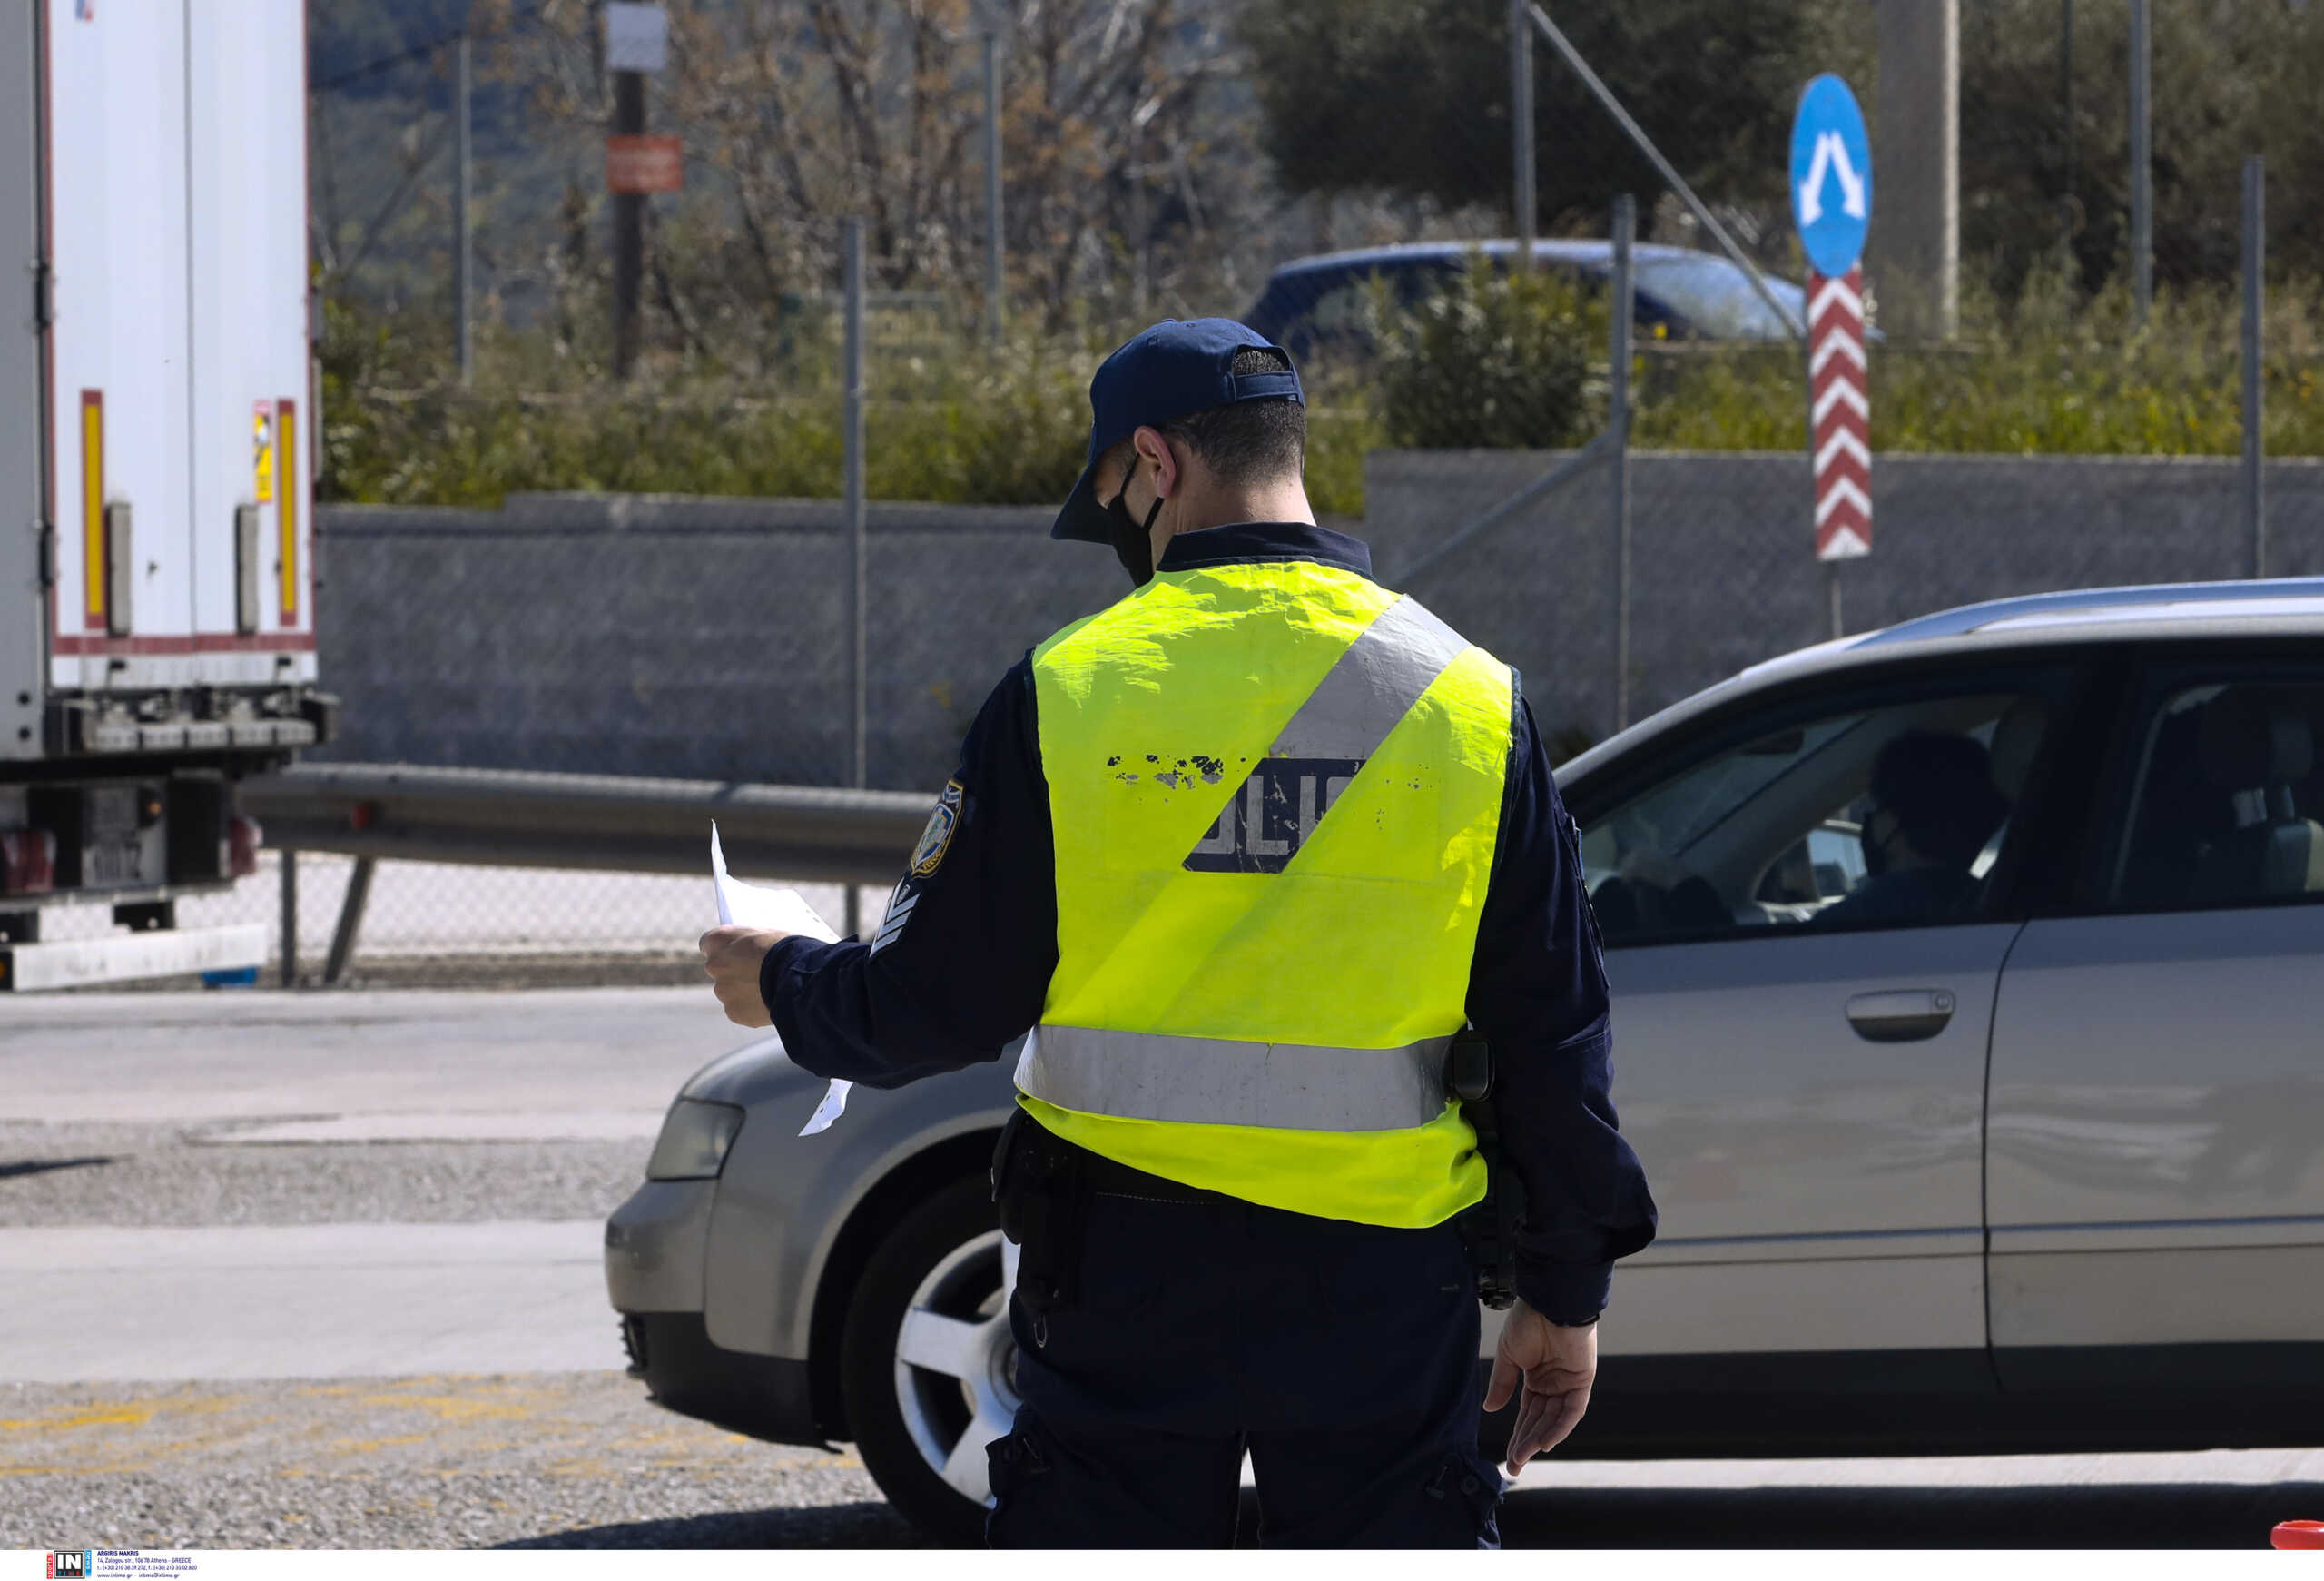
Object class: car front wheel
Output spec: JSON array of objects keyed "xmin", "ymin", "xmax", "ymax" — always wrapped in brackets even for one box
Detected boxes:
[{"xmin": 840, "ymin": 1174, "xmax": 1019, "ymax": 1546}]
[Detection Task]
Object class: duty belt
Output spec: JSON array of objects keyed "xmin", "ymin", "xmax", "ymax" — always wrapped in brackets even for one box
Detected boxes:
[{"xmin": 1015, "ymin": 1024, "xmax": 1454, "ymax": 1132}]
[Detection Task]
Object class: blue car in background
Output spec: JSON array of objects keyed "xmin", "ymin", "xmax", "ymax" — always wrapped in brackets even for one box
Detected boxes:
[{"xmin": 1240, "ymin": 239, "xmax": 1808, "ymax": 359}]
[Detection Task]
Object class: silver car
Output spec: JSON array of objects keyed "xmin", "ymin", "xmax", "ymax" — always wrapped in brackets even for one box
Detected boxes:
[{"xmin": 606, "ymin": 577, "xmax": 2324, "ymax": 1544}]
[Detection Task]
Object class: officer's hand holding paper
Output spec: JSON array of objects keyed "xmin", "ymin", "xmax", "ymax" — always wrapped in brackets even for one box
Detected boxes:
[{"xmin": 700, "ymin": 822, "xmax": 852, "ymax": 1136}]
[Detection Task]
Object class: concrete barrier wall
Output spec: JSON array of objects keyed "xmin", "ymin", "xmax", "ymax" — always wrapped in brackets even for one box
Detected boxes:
[
  {"xmin": 316, "ymin": 455, "xmax": 2324, "ymax": 790},
  {"xmin": 312, "ymin": 493, "xmax": 1122, "ymax": 789}
]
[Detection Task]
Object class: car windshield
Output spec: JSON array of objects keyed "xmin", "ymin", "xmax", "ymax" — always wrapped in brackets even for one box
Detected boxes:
[
  {"xmin": 1631, "ymin": 255, "xmax": 1803, "ymax": 340},
  {"xmin": 1584, "ymin": 716, "xmax": 1865, "ymax": 887}
]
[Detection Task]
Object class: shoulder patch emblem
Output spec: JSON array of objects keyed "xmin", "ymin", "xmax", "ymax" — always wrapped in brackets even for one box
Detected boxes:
[{"xmin": 911, "ymin": 779, "xmax": 965, "ymax": 877}]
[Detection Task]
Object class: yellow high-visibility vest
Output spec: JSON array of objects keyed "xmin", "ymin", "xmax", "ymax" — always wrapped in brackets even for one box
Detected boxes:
[{"xmin": 1019, "ymin": 551, "xmax": 1513, "ymax": 1228}]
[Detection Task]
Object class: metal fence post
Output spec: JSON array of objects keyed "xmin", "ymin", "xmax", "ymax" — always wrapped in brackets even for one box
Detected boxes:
[
  {"xmin": 278, "ymin": 849, "xmax": 297, "ymax": 987},
  {"xmin": 1129, "ymin": 138, "xmax": 1149, "ymax": 316},
  {"xmin": 455, "ymin": 32, "xmax": 473, "ymax": 386},
  {"xmin": 2244, "ymin": 155, "xmax": 2266, "ymax": 579},
  {"xmin": 1610, "ymin": 194, "xmax": 1634, "ymax": 734},
  {"xmin": 983, "ymin": 28, "xmax": 1004, "ymax": 346},
  {"xmin": 1510, "ymin": 0, "xmax": 1535, "ymax": 272},
  {"xmin": 323, "ymin": 855, "xmax": 377, "ymax": 985},
  {"xmin": 842, "ymin": 217, "xmax": 868, "ymax": 940},
  {"xmin": 2130, "ymin": 0, "xmax": 2152, "ymax": 325},
  {"xmin": 2059, "ymin": 0, "xmax": 2076, "ymax": 261}
]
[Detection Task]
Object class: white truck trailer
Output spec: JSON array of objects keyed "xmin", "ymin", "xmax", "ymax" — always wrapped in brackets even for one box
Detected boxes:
[{"xmin": 1, "ymin": 0, "xmax": 330, "ymax": 989}]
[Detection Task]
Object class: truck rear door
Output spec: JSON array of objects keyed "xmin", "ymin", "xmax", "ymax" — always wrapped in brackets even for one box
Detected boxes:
[{"xmin": 42, "ymin": 0, "xmax": 313, "ymax": 697}]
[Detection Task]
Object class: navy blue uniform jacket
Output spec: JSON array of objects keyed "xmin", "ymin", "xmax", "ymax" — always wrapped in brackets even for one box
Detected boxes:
[{"xmin": 761, "ymin": 521, "xmax": 1658, "ymax": 1325}]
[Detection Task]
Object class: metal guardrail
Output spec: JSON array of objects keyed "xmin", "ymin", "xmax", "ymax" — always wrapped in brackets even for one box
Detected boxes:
[
  {"xmin": 238, "ymin": 763, "xmax": 934, "ymax": 984},
  {"xmin": 240, "ymin": 762, "xmax": 932, "ymax": 882}
]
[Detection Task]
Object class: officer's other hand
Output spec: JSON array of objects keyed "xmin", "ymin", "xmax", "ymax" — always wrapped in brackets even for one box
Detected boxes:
[
  {"xmin": 1484, "ymin": 1300, "xmax": 1597, "ymax": 1475},
  {"xmin": 699, "ymin": 924, "xmax": 787, "ymax": 1028}
]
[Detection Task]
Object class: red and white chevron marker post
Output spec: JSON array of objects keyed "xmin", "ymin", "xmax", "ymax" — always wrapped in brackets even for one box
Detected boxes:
[{"xmin": 1808, "ymin": 265, "xmax": 1870, "ymax": 560}]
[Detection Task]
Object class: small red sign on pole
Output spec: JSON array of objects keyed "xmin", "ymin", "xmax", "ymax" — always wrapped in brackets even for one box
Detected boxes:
[
  {"xmin": 606, "ymin": 134, "xmax": 683, "ymax": 194},
  {"xmin": 1808, "ymin": 265, "xmax": 1870, "ymax": 560}
]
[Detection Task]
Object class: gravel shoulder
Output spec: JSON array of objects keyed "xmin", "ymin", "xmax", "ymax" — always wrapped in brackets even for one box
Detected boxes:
[
  {"xmin": 0, "ymin": 1373, "xmax": 933, "ymax": 1549},
  {"xmin": 0, "ymin": 1122, "xmax": 647, "ymax": 1227}
]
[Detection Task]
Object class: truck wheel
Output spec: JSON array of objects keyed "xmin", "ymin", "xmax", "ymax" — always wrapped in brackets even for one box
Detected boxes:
[{"xmin": 840, "ymin": 1174, "xmax": 1016, "ymax": 1546}]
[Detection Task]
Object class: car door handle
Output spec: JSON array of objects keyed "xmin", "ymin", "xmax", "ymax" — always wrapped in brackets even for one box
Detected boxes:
[{"xmin": 1845, "ymin": 989, "xmax": 1957, "ymax": 1042}]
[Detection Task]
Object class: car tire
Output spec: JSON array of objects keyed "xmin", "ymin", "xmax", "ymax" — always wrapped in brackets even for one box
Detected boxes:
[{"xmin": 840, "ymin": 1173, "xmax": 1016, "ymax": 1547}]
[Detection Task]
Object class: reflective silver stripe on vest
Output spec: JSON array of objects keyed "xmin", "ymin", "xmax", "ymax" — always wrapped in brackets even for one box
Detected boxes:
[
  {"xmin": 1269, "ymin": 594, "xmax": 1470, "ymax": 759},
  {"xmin": 1015, "ymin": 1025, "xmax": 1452, "ymax": 1132}
]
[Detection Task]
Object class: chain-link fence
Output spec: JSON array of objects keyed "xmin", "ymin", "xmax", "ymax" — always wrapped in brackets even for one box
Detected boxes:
[{"xmin": 35, "ymin": 853, "xmax": 868, "ymax": 991}]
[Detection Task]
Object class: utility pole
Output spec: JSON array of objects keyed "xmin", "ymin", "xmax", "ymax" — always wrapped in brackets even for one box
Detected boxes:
[
  {"xmin": 611, "ymin": 67, "xmax": 644, "ymax": 379},
  {"xmin": 604, "ymin": 5, "xmax": 674, "ymax": 379},
  {"xmin": 982, "ymin": 25, "xmax": 1003, "ymax": 347},
  {"xmin": 2243, "ymin": 156, "xmax": 2266, "ymax": 579},
  {"xmin": 454, "ymin": 31, "xmax": 473, "ymax": 386},
  {"xmin": 842, "ymin": 217, "xmax": 868, "ymax": 938},
  {"xmin": 1870, "ymin": 0, "xmax": 1958, "ymax": 337},
  {"xmin": 1510, "ymin": 0, "xmax": 1535, "ymax": 272}
]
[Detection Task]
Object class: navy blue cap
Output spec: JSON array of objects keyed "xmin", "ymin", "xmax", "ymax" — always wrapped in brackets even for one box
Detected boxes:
[{"xmin": 1051, "ymin": 318, "xmax": 1304, "ymax": 543}]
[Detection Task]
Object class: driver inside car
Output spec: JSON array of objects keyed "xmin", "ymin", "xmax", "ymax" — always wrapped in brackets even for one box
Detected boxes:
[{"xmin": 1812, "ymin": 729, "xmax": 2011, "ymax": 929}]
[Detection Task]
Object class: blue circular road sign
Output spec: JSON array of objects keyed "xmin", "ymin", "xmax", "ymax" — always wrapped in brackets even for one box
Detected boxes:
[{"xmin": 1790, "ymin": 74, "xmax": 1874, "ymax": 276}]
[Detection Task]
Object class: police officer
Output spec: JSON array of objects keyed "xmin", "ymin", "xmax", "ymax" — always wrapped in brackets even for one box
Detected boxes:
[{"xmin": 701, "ymin": 319, "xmax": 1656, "ymax": 1548}]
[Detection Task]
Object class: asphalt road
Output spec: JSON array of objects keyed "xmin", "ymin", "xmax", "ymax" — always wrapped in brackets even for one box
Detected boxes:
[{"xmin": 4, "ymin": 987, "xmax": 2319, "ymax": 1549}]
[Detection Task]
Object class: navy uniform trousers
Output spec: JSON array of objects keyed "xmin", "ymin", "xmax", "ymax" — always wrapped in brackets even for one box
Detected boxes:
[{"xmin": 984, "ymin": 1183, "xmax": 1504, "ymax": 1548}]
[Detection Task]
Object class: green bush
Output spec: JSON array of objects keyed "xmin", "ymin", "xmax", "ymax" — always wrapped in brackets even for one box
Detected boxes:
[
  {"xmin": 318, "ymin": 297, "xmax": 1377, "ymax": 518},
  {"xmin": 1367, "ymin": 259, "xmax": 1607, "ymax": 450},
  {"xmin": 320, "ymin": 261, "xmax": 2324, "ymax": 525},
  {"xmin": 1637, "ymin": 264, "xmax": 2324, "ymax": 457},
  {"xmin": 319, "ymin": 300, "xmax": 1088, "ymax": 508}
]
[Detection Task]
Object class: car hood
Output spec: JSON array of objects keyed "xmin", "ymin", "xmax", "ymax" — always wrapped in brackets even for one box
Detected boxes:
[{"xmin": 680, "ymin": 1033, "xmax": 823, "ymax": 1110}]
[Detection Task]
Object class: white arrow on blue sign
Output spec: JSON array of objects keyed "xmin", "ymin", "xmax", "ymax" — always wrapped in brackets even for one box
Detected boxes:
[{"xmin": 1790, "ymin": 74, "xmax": 1874, "ymax": 277}]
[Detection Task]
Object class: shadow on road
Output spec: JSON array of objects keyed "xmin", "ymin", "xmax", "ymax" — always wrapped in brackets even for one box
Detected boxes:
[
  {"xmin": 0, "ymin": 1155, "xmax": 113, "ymax": 1179},
  {"xmin": 505, "ymin": 1502, "xmax": 935, "ymax": 1549},
  {"xmin": 1497, "ymin": 1479, "xmax": 2324, "ymax": 1548}
]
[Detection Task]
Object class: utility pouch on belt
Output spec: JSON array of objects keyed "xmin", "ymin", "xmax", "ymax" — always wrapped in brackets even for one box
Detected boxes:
[
  {"xmin": 1447, "ymin": 1026, "xmax": 1521, "ymax": 1310},
  {"xmin": 990, "ymin": 1107, "xmax": 1087, "ymax": 1316}
]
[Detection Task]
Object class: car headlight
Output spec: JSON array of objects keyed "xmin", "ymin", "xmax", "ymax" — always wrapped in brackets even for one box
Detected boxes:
[{"xmin": 645, "ymin": 1098, "xmax": 746, "ymax": 1181}]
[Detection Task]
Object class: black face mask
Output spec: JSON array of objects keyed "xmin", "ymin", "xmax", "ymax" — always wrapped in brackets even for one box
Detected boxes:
[{"xmin": 1106, "ymin": 460, "xmax": 1167, "ymax": 587}]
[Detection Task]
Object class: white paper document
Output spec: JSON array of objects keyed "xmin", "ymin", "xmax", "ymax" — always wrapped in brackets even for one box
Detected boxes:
[{"xmin": 710, "ymin": 822, "xmax": 852, "ymax": 1136}]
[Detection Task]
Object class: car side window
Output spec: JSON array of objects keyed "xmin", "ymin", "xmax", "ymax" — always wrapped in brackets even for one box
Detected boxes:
[
  {"xmin": 1578, "ymin": 684, "xmax": 2056, "ymax": 947},
  {"xmin": 2110, "ymin": 674, "xmax": 2324, "ymax": 913}
]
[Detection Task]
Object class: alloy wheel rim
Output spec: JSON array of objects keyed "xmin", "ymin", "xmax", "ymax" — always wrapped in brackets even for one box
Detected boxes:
[{"xmin": 891, "ymin": 1228, "xmax": 1019, "ymax": 1504}]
